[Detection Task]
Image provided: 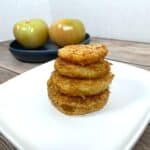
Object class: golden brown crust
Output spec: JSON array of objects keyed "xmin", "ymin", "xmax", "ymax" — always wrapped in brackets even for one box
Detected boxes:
[
  {"xmin": 54, "ymin": 58, "xmax": 111, "ymax": 79},
  {"xmin": 50, "ymin": 71, "xmax": 114, "ymax": 97},
  {"xmin": 58, "ymin": 44, "xmax": 108, "ymax": 65},
  {"xmin": 47, "ymin": 79, "xmax": 109, "ymax": 115}
]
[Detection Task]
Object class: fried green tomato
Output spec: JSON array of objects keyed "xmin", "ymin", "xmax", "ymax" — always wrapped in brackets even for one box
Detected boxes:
[
  {"xmin": 55, "ymin": 58, "xmax": 111, "ymax": 79},
  {"xmin": 50, "ymin": 71, "xmax": 114, "ymax": 97},
  {"xmin": 47, "ymin": 79, "xmax": 109, "ymax": 115},
  {"xmin": 58, "ymin": 44, "xmax": 108, "ymax": 65}
]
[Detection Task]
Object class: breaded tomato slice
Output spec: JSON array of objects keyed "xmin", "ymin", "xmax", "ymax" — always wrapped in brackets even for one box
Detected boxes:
[
  {"xmin": 50, "ymin": 71, "xmax": 114, "ymax": 97},
  {"xmin": 58, "ymin": 44, "xmax": 108, "ymax": 65},
  {"xmin": 55, "ymin": 58, "xmax": 111, "ymax": 79},
  {"xmin": 47, "ymin": 79, "xmax": 109, "ymax": 115}
]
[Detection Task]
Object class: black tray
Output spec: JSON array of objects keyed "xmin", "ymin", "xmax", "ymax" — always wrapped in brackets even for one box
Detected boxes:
[{"xmin": 9, "ymin": 33, "xmax": 90, "ymax": 63}]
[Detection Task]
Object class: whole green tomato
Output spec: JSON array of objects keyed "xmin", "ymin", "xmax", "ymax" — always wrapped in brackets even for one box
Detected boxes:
[
  {"xmin": 13, "ymin": 19, "xmax": 49, "ymax": 49},
  {"xmin": 49, "ymin": 18, "xmax": 85, "ymax": 47}
]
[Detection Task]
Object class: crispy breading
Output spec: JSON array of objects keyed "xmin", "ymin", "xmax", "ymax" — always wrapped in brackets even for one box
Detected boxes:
[
  {"xmin": 47, "ymin": 79, "xmax": 109, "ymax": 115},
  {"xmin": 50, "ymin": 71, "xmax": 114, "ymax": 97},
  {"xmin": 58, "ymin": 44, "xmax": 108, "ymax": 65},
  {"xmin": 55, "ymin": 58, "xmax": 111, "ymax": 79}
]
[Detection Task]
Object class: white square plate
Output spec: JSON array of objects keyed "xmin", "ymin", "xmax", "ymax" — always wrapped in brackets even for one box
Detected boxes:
[{"xmin": 0, "ymin": 60, "xmax": 150, "ymax": 150}]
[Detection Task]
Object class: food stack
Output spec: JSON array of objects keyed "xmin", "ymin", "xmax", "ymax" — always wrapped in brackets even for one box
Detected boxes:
[{"xmin": 47, "ymin": 44, "xmax": 114, "ymax": 115}]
